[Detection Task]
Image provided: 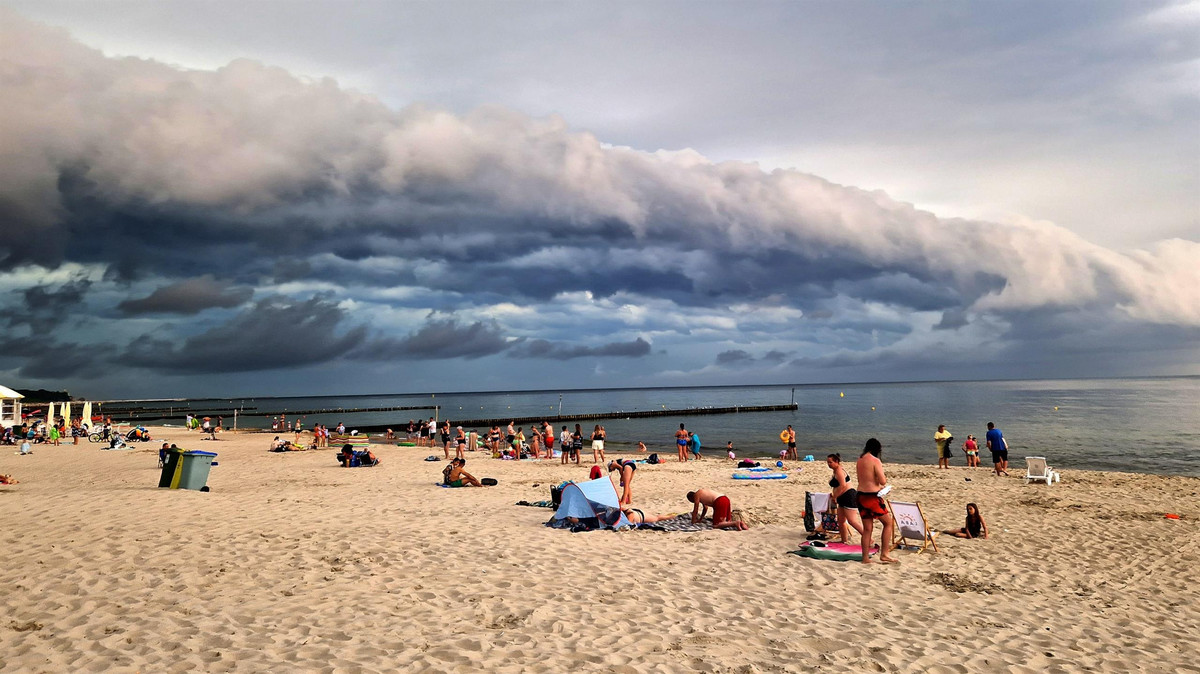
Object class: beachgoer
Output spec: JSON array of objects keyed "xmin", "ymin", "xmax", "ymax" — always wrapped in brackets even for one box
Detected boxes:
[
  {"xmin": 608, "ymin": 459, "xmax": 636, "ymax": 505},
  {"xmin": 560, "ymin": 426, "xmax": 572, "ymax": 465},
  {"xmin": 945, "ymin": 503, "xmax": 989, "ymax": 539},
  {"xmin": 506, "ymin": 422, "xmax": 516, "ymax": 449},
  {"xmin": 689, "ymin": 431, "xmax": 702, "ymax": 460},
  {"xmin": 48, "ymin": 421, "xmax": 60, "ymax": 446},
  {"xmin": 294, "ymin": 419, "xmax": 303, "ymax": 445},
  {"xmin": 571, "ymin": 424, "xmax": 583, "ymax": 465},
  {"xmin": 385, "ymin": 428, "xmax": 395, "ymax": 441},
  {"xmin": 726, "ymin": 441, "xmax": 735, "ymax": 461},
  {"xmin": 785, "ymin": 425, "xmax": 798, "ymax": 461},
  {"xmin": 19, "ymin": 438, "xmax": 32, "ymax": 455},
  {"xmin": 442, "ymin": 458, "xmax": 482, "ymax": 487},
  {"xmin": 622, "ymin": 508, "xmax": 677, "ymax": 525},
  {"xmin": 985, "ymin": 422, "xmax": 1009, "ymax": 476},
  {"xmin": 541, "ymin": 422, "xmax": 553, "ymax": 457},
  {"xmin": 826, "ymin": 453, "xmax": 864, "ymax": 544},
  {"xmin": 935, "ymin": 424, "xmax": 953, "ymax": 469},
  {"xmin": 271, "ymin": 416, "xmax": 278, "ymax": 432},
  {"xmin": 963, "ymin": 435, "xmax": 979, "ymax": 468},
  {"xmin": 855, "ymin": 438, "xmax": 899, "ymax": 564},
  {"xmin": 675, "ymin": 423, "xmax": 689, "ymax": 462},
  {"xmin": 637, "ymin": 441, "xmax": 647, "ymax": 453},
  {"xmin": 270, "ymin": 436, "xmax": 284, "ymax": 451},
  {"xmin": 592, "ymin": 424, "xmax": 606, "ymax": 463},
  {"xmin": 687, "ymin": 488, "xmax": 748, "ymax": 530},
  {"xmin": 441, "ymin": 420, "xmax": 452, "ymax": 459},
  {"xmin": 455, "ymin": 426, "xmax": 467, "ymax": 460}
]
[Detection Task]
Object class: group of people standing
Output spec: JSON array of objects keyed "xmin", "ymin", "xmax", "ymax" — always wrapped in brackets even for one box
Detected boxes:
[{"xmin": 934, "ymin": 422, "xmax": 1010, "ymax": 475}]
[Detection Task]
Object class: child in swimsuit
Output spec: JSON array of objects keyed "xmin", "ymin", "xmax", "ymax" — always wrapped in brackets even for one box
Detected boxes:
[{"xmin": 946, "ymin": 503, "xmax": 988, "ymax": 538}]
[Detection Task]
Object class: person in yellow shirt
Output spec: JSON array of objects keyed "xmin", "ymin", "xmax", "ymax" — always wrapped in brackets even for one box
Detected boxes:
[{"xmin": 934, "ymin": 424, "xmax": 953, "ymax": 469}]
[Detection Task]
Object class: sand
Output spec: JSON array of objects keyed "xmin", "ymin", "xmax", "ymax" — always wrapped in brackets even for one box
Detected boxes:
[{"xmin": 1, "ymin": 426, "xmax": 1198, "ymax": 673}]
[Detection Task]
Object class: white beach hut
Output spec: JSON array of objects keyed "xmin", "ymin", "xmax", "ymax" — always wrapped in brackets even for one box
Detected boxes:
[{"xmin": 0, "ymin": 384, "xmax": 24, "ymax": 427}]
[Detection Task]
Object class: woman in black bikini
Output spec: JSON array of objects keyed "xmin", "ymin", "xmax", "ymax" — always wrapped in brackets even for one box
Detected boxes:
[
  {"xmin": 621, "ymin": 508, "xmax": 675, "ymax": 525},
  {"xmin": 608, "ymin": 459, "xmax": 637, "ymax": 505},
  {"xmin": 826, "ymin": 453, "xmax": 865, "ymax": 544}
]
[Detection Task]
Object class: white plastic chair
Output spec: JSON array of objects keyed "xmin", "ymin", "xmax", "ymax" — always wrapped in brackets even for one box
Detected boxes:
[{"xmin": 1024, "ymin": 456, "xmax": 1060, "ymax": 485}]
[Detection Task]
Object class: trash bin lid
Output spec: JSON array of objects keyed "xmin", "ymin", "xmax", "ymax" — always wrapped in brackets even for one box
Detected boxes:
[{"xmin": 183, "ymin": 450, "xmax": 218, "ymax": 457}]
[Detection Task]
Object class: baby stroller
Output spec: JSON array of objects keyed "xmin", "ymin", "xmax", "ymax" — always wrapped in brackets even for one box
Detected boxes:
[{"xmin": 126, "ymin": 427, "xmax": 152, "ymax": 442}]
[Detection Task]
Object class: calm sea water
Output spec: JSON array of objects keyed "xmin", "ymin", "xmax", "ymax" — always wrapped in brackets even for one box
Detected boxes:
[{"xmin": 130, "ymin": 377, "xmax": 1200, "ymax": 476}]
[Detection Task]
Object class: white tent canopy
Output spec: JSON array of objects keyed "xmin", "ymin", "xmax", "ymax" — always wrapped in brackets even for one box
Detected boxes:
[{"xmin": 0, "ymin": 384, "xmax": 24, "ymax": 426}]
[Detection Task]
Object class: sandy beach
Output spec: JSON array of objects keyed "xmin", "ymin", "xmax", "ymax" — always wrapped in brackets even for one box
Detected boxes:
[{"xmin": 1, "ymin": 426, "xmax": 1197, "ymax": 673}]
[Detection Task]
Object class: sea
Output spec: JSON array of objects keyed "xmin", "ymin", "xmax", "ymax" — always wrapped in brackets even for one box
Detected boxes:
[{"xmin": 116, "ymin": 377, "xmax": 1200, "ymax": 477}]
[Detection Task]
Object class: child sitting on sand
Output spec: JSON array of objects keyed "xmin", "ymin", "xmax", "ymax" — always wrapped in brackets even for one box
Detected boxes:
[{"xmin": 945, "ymin": 503, "xmax": 988, "ymax": 539}]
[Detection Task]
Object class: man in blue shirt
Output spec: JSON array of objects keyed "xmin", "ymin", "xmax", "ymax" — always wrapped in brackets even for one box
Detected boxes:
[{"xmin": 985, "ymin": 422, "xmax": 1009, "ymax": 476}]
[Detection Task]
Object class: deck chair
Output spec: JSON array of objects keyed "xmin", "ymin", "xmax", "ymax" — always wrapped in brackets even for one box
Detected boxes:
[
  {"xmin": 887, "ymin": 500, "xmax": 938, "ymax": 553},
  {"xmin": 1024, "ymin": 457, "xmax": 1060, "ymax": 485}
]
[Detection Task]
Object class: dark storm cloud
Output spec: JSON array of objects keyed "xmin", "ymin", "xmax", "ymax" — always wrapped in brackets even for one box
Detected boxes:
[
  {"xmin": 507, "ymin": 337, "xmax": 652, "ymax": 360},
  {"xmin": 716, "ymin": 350, "xmax": 754, "ymax": 365},
  {"xmin": 348, "ymin": 318, "xmax": 509, "ymax": 361},
  {"xmin": 119, "ymin": 296, "xmax": 367, "ymax": 373},
  {"xmin": 8, "ymin": 277, "xmax": 92, "ymax": 332},
  {"xmin": 0, "ymin": 10, "xmax": 1195, "ymax": 393},
  {"xmin": 117, "ymin": 275, "xmax": 253, "ymax": 315},
  {"xmin": 0, "ymin": 335, "xmax": 108, "ymax": 379},
  {"xmin": 715, "ymin": 348, "xmax": 790, "ymax": 366}
]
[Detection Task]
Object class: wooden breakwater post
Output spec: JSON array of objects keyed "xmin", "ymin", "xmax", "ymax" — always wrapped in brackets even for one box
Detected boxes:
[{"xmin": 350, "ymin": 403, "xmax": 798, "ymax": 434}]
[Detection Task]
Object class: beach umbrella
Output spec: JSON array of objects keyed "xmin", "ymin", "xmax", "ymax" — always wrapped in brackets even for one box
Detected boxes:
[
  {"xmin": 45, "ymin": 401, "xmax": 55, "ymax": 424},
  {"xmin": 61, "ymin": 401, "xmax": 71, "ymax": 425},
  {"xmin": 81, "ymin": 402, "xmax": 93, "ymax": 429}
]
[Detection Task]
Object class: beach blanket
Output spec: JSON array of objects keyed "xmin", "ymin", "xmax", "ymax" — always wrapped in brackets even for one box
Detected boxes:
[
  {"xmin": 636, "ymin": 514, "xmax": 713, "ymax": 532},
  {"xmin": 516, "ymin": 500, "xmax": 555, "ymax": 508}
]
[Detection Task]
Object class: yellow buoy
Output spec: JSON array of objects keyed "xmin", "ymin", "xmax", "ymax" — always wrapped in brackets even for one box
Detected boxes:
[
  {"xmin": 839, "ymin": 392, "xmax": 844, "ymax": 398},
  {"xmin": 871, "ymin": 407, "xmax": 876, "ymax": 411},
  {"xmin": 1054, "ymin": 406, "xmax": 1058, "ymax": 411}
]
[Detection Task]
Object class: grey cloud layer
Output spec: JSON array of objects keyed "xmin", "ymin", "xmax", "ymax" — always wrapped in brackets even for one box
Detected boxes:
[{"xmin": 0, "ymin": 12, "xmax": 1195, "ymax": 391}]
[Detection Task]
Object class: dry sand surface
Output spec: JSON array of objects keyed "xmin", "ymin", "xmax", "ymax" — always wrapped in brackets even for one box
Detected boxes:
[{"xmin": 2, "ymin": 427, "xmax": 1198, "ymax": 673}]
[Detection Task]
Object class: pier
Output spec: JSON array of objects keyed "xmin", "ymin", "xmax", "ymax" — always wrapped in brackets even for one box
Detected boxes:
[
  {"xmin": 107, "ymin": 404, "xmax": 437, "ymax": 422},
  {"xmin": 349, "ymin": 403, "xmax": 799, "ymax": 433}
]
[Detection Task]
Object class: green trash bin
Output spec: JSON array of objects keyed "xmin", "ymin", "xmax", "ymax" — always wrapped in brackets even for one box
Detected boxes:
[{"xmin": 158, "ymin": 450, "xmax": 217, "ymax": 490}]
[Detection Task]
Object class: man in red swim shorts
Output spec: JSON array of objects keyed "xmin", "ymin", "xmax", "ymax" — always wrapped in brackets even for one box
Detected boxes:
[{"xmin": 687, "ymin": 488, "xmax": 748, "ymax": 530}]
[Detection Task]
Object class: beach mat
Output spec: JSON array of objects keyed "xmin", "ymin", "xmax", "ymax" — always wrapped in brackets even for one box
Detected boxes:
[{"xmin": 788, "ymin": 541, "xmax": 877, "ymax": 562}]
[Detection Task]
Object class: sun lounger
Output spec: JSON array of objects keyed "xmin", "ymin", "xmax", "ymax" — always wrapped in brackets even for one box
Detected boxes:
[{"xmin": 1024, "ymin": 456, "xmax": 1061, "ymax": 485}]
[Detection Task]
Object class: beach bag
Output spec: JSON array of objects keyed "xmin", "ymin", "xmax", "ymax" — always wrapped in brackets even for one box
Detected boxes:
[
  {"xmin": 646, "ymin": 453, "xmax": 660, "ymax": 464},
  {"xmin": 738, "ymin": 459, "xmax": 760, "ymax": 468},
  {"xmin": 821, "ymin": 510, "xmax": 840, "ymax": 533},
  {"xmin": 481, "ymin": 478, "xmax": 498, "ymax": 486}
]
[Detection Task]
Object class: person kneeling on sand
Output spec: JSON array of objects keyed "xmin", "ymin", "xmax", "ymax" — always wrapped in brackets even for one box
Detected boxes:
[
  {"xmin": 442, "ymin": 458, "xmax": 482, "ymax": 487},
  {"xmin": 856, "ymin": 438, "xmax": 899, "ymax": 564},
  {"xmin": 687, "ymin": 488, "xmax": 749, "ymax": 530}
]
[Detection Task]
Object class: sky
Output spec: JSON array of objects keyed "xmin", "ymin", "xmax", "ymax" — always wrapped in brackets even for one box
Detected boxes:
[{"xmin": 0, "ymin": 1, "xmax": 1197, "ymax": 399}]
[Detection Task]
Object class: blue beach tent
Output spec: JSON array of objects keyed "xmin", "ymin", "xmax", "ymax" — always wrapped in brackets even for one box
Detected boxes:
[{"xmin": 548, "ymin": 478, "xmax": 631, "ymax": 530}]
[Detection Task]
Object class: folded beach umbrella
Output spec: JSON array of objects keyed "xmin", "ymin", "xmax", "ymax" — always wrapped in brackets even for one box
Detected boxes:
[
  {"xmin": 81, "ymin": 402, "xmax": 92, "ymax": 428},
  {"xmin": 45, "ymin": 401, "xmax": 55, "ymax": 424},
  {"xmin": 61, "ymin": 401, "xmax": 71, "ymax": 425}
]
